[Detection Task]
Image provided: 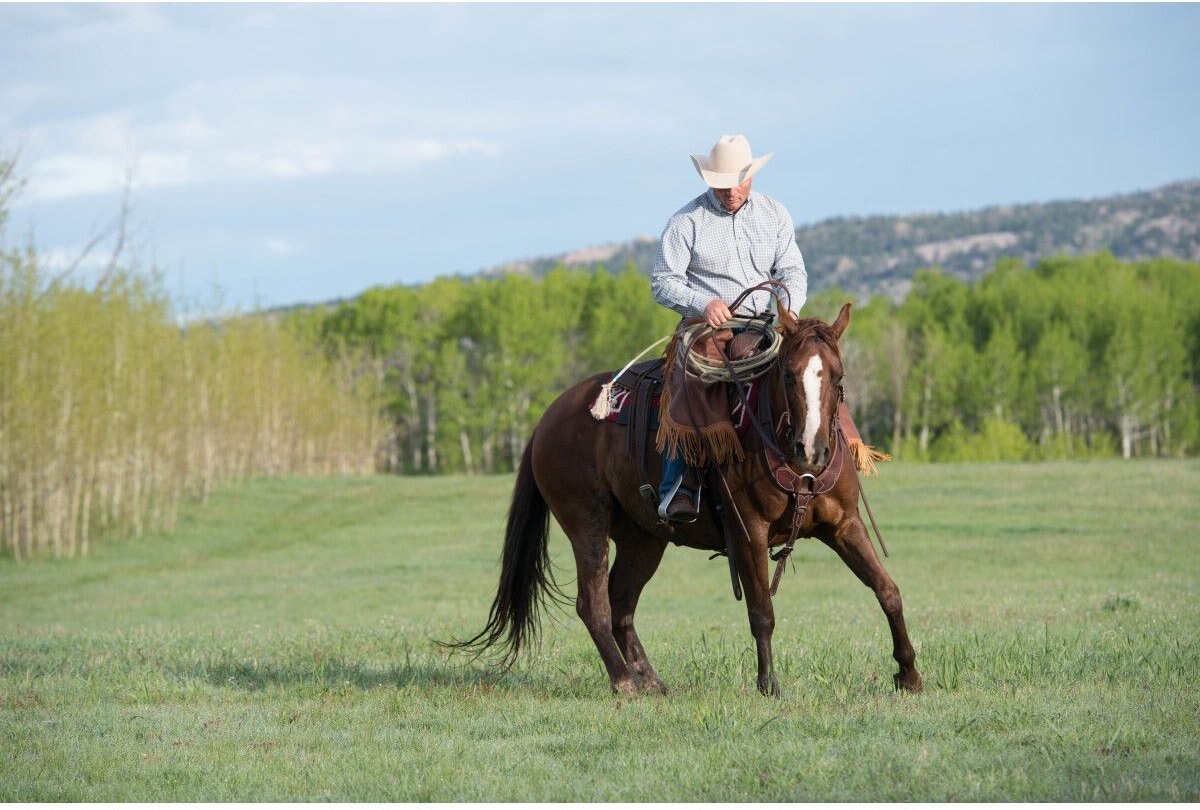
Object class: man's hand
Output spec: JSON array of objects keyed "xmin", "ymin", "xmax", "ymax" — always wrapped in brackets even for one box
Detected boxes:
[{"xmin": 704, "ymin": 299, "xmax": 732, "ymax": 329}]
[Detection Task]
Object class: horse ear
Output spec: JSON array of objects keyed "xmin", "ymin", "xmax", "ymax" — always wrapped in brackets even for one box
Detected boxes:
[
  {"xmin": 778, "ymin": 307, "xmax": 799, "ymax": 334},
  {"xmin": 830, "ymin": 302, "xmax": 852, "ymax": 342}
]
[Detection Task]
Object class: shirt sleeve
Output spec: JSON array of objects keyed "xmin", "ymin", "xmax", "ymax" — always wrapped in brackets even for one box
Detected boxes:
[
  {"xmin": 650, "ymin": 216, "xmax": 711, "ymax": 318},
  {"xmin": 771, "ymin": 206, "xmax": 807, "ymax": 316}
]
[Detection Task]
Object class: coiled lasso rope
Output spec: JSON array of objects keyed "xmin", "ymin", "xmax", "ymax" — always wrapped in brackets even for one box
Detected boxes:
[
  {"xmin": 676, "ymin": 315, "xmax": 783, "ymax": 384},
  {"xmin": 588, "ymin": 316, "xmax": 784, "ymax": 420}
]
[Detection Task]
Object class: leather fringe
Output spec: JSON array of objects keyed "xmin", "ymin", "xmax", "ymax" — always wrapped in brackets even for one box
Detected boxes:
[
  {"xmin": 656, "ymin": 376, "xmax": 744, "ymax": 467},
  {"xmin": 656, "ymin": 407, "xmax": 744, "ymax": 467}
]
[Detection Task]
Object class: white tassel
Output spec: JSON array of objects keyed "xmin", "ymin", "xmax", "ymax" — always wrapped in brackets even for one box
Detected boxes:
[
  {"xmin": 586, "ymin": 334, "xmax": 671, "ymax": 422},
  {"xmin": 589, "ymin": 381, "xmax": 616, "ymax": 420}
]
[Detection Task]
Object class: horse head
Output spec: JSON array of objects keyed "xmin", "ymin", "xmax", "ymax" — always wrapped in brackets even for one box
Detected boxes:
[{"xmin": 776, "ymin": 303, "xmax": 851, "ymax": 472}]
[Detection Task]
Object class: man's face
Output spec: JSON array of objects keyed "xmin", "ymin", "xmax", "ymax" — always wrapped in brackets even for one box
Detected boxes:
[{"xmin": 712, "ymin": 177, "xmax": 753, "ymax": 213}]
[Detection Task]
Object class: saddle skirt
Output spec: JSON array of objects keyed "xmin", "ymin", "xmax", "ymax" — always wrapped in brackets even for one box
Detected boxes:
[{"xmin": 589, "ymin": 360, "xmax": 762, "ymax": 438}]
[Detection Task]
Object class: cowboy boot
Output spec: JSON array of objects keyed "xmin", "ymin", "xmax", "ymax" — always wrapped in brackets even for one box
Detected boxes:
[{"xmin": 660, "ymin": 465, "xmax": 702, "ymax": 523}]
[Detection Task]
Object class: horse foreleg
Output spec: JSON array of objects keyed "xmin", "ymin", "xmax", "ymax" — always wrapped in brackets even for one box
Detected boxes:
[
  {"xmin": 608, "ymin": 535, "xmax": 670, "ymax": 694},
  {"xmin": 568, "ymin": 528, "xmax": 639, "ymax": 697},
  {"xmin": 731, "ymin": 528, "xmax": 780, "ymax": 697},
  {"xmin": 825, "ymin": 519, "xmax": 923, "ymax": 692}
]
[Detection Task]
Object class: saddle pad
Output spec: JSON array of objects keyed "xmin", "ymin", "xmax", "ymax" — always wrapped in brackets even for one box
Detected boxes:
[{"xmin": 594, "ymin": 380, "xmax": 762, "ymax": 436}]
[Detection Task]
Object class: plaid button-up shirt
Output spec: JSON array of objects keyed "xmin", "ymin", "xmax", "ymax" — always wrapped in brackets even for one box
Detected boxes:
[{"xmin": 650, "ymin": 189, "xmax": 807, "ymax": 319}]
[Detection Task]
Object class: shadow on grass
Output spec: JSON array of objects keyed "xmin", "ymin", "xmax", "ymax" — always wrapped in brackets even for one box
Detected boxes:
[
  {"xmin": 0, "ymin": 638, "xmax": 591, "ymax": 697},
  {"xmin": 191, "ymin": 654, "xmax": 556, "ymax": 694}
]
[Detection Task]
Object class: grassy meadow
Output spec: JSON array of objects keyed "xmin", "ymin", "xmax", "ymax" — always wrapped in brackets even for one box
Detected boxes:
[{"xmin": 2, "ymin": 461, "xmax": 1198, "ymax": 801}]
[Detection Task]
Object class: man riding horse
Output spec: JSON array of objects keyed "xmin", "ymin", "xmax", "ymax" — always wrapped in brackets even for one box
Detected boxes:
[
  {"xmin": 448, "ymin": 134, "xmax": 920, "ymax": 698},
  {"xmin": 650, "ymin": 134, "xmax": 807, "ymax": 522}
]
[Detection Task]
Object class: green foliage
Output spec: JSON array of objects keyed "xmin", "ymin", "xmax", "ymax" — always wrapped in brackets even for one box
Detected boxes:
[
  {"xmin": 2, "ymin": 463, "xmax": 1198, "ymax": 800},
  {"xmin": 312, "ymin": 263, "xmax": 677, "ymax": 474},
  {"xmin": 843, "ymin": 254, "xmax": 1200, "ymax": 462},
  {"xmin": 0, "ymin": 163, "xmax": 382, "ymax": 559},
  {"xmin": 305, "ymin": 251, "xmax": 1200, "ymax": 473},
  {"xmin": 931, "ymin": 418, "xmax": 1033, "ymax": 462}
]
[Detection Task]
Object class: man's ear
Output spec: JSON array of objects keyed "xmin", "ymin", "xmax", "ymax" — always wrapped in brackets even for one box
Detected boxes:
[{"xmin": 830, "ymin": 302, "xmax": 852, "ymax": 342}]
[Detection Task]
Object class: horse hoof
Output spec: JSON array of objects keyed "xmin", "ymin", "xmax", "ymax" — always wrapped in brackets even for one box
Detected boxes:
[
  {"xmin": 612, "ymin": 678, "xmax": 638, "ymax": 698},
  {"xmin": 893, "ymin": 670, "xmax": 923, "ymax": 693},
  {"xmin": 639, "ymin": 677, "xmax": 669, "ymax": 695},
  {"xmin": 758, "ymin": 674, "xmax": 781, "ymax": 698}
]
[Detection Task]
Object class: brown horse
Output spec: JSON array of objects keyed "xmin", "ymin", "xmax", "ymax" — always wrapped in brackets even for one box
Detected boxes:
[{"xmin": 450, "ymin": 302, "xmax": 922, "ymax": 697}]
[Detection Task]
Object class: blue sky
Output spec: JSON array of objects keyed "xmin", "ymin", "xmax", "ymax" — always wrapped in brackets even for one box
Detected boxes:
[{"xmin": 3, "ymin": 3, "xmax": 1198, "ymax": 311}]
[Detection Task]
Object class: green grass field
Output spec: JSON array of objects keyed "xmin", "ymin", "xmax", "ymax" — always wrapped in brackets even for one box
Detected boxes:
[{"xmin": 2, "ymin": 461, "xmax": 1198, "ymax": 801}]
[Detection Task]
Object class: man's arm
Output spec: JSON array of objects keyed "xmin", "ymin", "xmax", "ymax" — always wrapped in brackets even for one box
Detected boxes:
[
  {"xmin": 771, "ymin": 207, "xmax": 807, "ymax": 316},
  {"xmin": 651, "ymin": 217, "xmax": 711, "ymax": 319}
]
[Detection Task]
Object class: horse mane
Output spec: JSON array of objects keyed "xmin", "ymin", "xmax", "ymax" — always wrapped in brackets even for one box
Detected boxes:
[{"xmin": 785, "ymin": 317, "xmax": 841, "ymax": 354}]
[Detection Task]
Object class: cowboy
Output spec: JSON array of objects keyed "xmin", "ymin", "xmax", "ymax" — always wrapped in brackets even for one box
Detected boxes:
[{"xmin": 650, "ymin": 134, "xmax": 807, "ymax": 522}]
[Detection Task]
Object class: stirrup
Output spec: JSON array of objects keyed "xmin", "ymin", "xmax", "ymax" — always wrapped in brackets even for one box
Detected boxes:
[{"xmin": 657, "ymin": 482, "xmax": 701, "ymax": 523}]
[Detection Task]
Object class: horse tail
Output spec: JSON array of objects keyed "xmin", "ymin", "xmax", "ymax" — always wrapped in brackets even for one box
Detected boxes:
[{"xmin": 442, "ymin": 432, "xmax": 566, "ymax": 670}]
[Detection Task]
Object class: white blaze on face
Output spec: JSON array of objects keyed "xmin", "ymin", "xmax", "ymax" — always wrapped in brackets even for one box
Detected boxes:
[{"xmin": 801, "ymin": 354, "xmax": 824, "ymax": 462}]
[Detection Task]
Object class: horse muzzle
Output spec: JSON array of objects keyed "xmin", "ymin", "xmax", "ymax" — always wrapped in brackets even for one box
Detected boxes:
[{"xmin": 794, "ymin": 437, "xmax": 830, "ymax": 472}]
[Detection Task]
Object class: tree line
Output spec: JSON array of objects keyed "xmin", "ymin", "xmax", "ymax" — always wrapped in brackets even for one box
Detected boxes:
[
  {"xmin": 5, "ymin": 129, "xmax": 1196, "ymax": 559},
  {"xmin": 1, "ymin": 160, "xmax": 383, "ymax": 559},
  {"xmin": 844, "ymin": 253, "xmax": 1198, "ymax": 461},
  {"xmin": 287, "ymin": 267, "xmax": 680, "ymax": 475},
  {"xmin": 295, "ymin": 252, "xmax": 1199, "ymax": 474}
]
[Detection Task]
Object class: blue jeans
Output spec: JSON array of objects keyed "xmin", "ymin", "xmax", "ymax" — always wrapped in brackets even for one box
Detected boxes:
[{"xmin": 658, "ymin": 451, "xmax": 686, "ymax": 504}]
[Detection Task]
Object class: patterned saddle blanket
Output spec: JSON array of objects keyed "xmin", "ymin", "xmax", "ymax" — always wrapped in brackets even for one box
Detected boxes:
[{"xmin": 593, "ymin": 376, "xmax": 763, "ymax": 438}]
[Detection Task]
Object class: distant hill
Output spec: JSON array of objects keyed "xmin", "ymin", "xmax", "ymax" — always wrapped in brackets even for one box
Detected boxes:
[{"xmin": 483, "ymin": 180, "xmax": 1200, "ymax": 300}]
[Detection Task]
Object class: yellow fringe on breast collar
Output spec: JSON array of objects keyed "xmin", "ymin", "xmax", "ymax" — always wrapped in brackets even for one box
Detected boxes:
[{"xmin": 848, "ymin": 439, "xmax": 892, "ymax": 476}]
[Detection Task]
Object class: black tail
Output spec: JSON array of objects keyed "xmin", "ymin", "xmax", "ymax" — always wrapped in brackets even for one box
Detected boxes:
[{"xmin": 442, "ymin": 435, "xmax": 566, "ymax": 669}]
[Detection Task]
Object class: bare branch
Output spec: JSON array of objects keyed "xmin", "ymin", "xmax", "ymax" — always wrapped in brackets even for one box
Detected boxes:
[
  {"xmin": 96, "ymin": 165, "xmax": 137, "ymax": 289},
  {"xmin": 43, "ymin": 162, "xmax": 138, "ymax": 291},
  {"xmin": 0, "ymin": 148, "xmax": 28, "ymax": 232}
]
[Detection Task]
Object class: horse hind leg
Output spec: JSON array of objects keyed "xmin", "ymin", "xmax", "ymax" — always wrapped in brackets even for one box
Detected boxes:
[
  {"xmin": 825, "ymin": 520, "xmax": 923, "ymax": 692},
  {"xmin": 608, "ymin": 533, "xmax": 670, "ymax": 694},
  {"xmin": 564, "ymin": 519, "xmax": 640, "ymax": 697}
]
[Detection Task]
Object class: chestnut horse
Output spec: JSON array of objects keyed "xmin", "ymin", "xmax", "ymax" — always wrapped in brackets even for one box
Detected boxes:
[{"xmin": 450, "ymin": 302, "xmax": 922, "ymax": 696}]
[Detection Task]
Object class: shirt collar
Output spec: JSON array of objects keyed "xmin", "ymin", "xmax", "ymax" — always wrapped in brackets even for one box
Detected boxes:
[{"xmin": 705, "ymin": 188, "xmax": 754, "ymax": 216}]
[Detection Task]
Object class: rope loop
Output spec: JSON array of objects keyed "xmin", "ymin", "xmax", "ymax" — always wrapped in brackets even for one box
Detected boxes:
[{"xmin": 676, "ymin": 316, "xmax": 783, "ymax": 384}]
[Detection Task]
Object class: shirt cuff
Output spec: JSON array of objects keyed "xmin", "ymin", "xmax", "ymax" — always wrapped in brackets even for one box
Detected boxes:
[{"xmin": 688, "ymin": 290, "xmax": 713, "ymax": 319}]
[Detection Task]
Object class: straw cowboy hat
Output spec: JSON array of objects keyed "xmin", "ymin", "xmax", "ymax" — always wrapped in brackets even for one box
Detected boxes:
[{"xmin": 690, "ymin": 134, "xmax": 774, "ymax": 189}]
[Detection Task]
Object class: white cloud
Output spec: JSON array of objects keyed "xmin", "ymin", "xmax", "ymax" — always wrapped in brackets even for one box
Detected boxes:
[
  {"xmin": 21, "ymin": 5, "xmax": 170, "ymax": 48},
  {"xmin": 263, "ymin": 237, "xmax": 303, "ymax": 257},
  {"xmin": 36, "ymin": 245, "xmax": 105, "ymax": 272},
  {"xmin": 17, "ymin": 75, "xmax": 507, "ymax": 202},
  {"xmin": 26, "ymin": 153, "xmax": 123, "ymax": 201}
]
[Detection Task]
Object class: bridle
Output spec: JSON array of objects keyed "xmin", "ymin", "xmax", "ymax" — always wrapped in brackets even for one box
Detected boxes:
[
  {"xmin": 756, "ymin": 331, "xmax": 848, "ymax": 592},
  {"xmin": 689, "ymin": 282, "xmax": 849, "ymax": 597},
  {"xmin": 771, "ymin": 344, "xmax": 845, "ymax": 472}
]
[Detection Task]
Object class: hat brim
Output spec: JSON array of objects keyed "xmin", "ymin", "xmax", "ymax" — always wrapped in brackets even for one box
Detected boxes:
[{"xmin": 690, "ymin": 152, "xmax": 773, "ymax": 188}]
